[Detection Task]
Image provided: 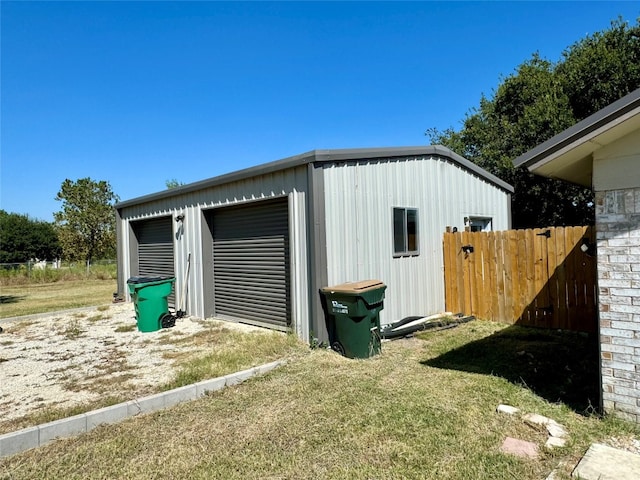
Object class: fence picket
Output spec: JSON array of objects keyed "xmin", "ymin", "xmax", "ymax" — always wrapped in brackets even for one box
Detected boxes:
[
  {"xmin": 442, "ymin": 226, "xmax": 596, "ymax": 332},
  {"xmin": 546, "ymin": 227, "xmax": 558, "ymax": 327}
]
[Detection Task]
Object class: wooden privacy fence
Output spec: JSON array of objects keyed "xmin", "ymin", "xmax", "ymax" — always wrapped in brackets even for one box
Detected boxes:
[{"xmin": 443, "ymin": 226, "xmax": 597, "ymax": 333}]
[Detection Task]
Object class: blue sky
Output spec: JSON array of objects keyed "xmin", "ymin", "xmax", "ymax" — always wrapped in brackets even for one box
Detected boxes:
[{"xmin": 2, "ymin": 1, "xmax": 639, "ymax": 222}]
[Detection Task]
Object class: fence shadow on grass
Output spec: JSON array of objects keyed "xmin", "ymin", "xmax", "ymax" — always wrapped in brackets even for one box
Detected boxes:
[{"xmin": 421, "ymin": 325, "xmax": 600, "ymax": 414}]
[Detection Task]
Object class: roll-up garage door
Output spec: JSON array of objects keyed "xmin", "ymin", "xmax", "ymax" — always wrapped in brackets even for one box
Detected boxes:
[
  {"xmin": 213, "ymin": 199, "xmax": 290, "ymax": 330},
  {"xmin": 134, "ymin": 216, "xmax": 175, "ymax": 307}
]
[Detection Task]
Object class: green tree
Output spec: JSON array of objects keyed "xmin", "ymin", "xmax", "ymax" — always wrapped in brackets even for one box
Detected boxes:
[
  {"xmin": 558, "ymin": 17, "xmax": 640, "ymax": 120},
  {"xmin": 427, "ymin": 17, "xmax": 640, "ymax": 228},
  {"xmin": 54, "ymin": 178, "xmax": 119, "ymax": 267},
  {"xmin": 165, "ymin": 178, "xmax": 185, "ymax": 189},
  {"xmin": 0, "ymin": 210, "xmax": 60, "ymax": 263}
]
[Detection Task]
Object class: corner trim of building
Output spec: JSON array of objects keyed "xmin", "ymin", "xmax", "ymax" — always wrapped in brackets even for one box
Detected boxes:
[{"xmin": 307, "ymin": 162, "xmax": 329, "ymax": 344}]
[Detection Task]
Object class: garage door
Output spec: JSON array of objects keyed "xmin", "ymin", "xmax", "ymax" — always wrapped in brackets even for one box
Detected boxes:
[
  {"xmin": 212, "ymin": 199, "xmax": 290, "ymax": 330},
  {"xmin": 134, "ymin": 216, "xmax": 175, "ymax": 307}
]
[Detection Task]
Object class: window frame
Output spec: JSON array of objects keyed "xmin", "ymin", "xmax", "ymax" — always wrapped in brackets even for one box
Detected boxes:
[
  {"xmin": 393, "ymin": 207, "xmax": 419, "ymax": 257},
  {"xmin": 467, "ymin": 216, "xmax": 493, "ymax": 232}
]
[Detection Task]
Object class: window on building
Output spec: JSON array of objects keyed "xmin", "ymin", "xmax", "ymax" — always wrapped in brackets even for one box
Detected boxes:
[
  {"xmin": 393, "ymin": 207, "xmax": 419, "ymax": 256},
  {"xmin": 467, "ymin": 216, "xmax": 493, "ymax": 232}
]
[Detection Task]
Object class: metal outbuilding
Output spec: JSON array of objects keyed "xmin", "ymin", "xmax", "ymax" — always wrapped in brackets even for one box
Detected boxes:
[{"xmin": 115, "ymin": 145, "xmax": 513, "ymax": 343}]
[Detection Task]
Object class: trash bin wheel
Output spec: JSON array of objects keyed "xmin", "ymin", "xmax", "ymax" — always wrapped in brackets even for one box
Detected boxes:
[
  {"xmin": 331, "ymin": 341, "xmax": 345, "ymax": 356},
  {"xmin": 160, "ymin": 313, "xmax": 176, "ymax": 329}
]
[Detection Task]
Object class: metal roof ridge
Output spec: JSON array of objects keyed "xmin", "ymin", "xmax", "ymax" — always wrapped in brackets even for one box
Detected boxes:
[{"xmin": 116, "ymin": 145, "xmax": 513, "ymax": 209}]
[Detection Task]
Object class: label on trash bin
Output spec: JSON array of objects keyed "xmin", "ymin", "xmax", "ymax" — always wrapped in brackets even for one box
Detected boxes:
[{"xmin": 331, "ymin": 300, "xmax": 349, "ymax": 314}]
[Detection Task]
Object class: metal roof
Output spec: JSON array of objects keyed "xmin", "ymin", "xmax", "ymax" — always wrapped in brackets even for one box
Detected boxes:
[
  {"xmin": 512, "ymin": 88, "xmax": 640, "ymax": 185},
  {"xmin": 116, "ymin": 145, "xmax": 513, "ymax": 209}
]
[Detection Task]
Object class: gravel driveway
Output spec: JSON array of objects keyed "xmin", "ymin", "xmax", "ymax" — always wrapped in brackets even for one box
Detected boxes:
[{"xmin": 0, "ymin": 302, "xmax": 261, "ymax": 432}]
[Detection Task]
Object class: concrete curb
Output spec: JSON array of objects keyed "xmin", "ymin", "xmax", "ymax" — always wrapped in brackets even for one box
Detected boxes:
[{"xmin": 0, "ymin": 359, "xmax": 286, "ymax": 458}]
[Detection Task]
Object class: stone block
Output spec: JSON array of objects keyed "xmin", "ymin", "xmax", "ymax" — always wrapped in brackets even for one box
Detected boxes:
[
  {"xmin": 546, "ymin": 437, "xmax": 567, "ymax": 449},
  {"xmin": 601, "ymin": 376, "xmax": 634, "ymax": 389},
  {"xmin": 127, "ymin": 392, "xmax": 165, "ymax": 416},
  {"xmin": 608, "ymin": 296, "xmax": 633, "ymax": 306},
  {"xmin": 611, "ymin": 387, "xmax": 640, "ymax": 403},
  {"xmin": 547, "ymin": 422, "xmax": 568, "ymax": 439},
  {"xmin": 601, "ymin": 367, "xmax": 613, "ymax": 376},
  {"xmin": 523, "ymin": 413, "xmax": 552, "ymax": 426},
  {"xmin": 610, "ymin": 320, "xmax": 640, "ymax": 331},
  {"xmin": 611, "ymin": 336, "xmax": 640, "ymax": 346},
  {"xmin": 612, "ymin": 369, "xmax": 640, "ymax": 382},
  {"xmin": 609, "ymin": 238, "xmax": 639, "ymax": 247},
  {"xmin": 600, "ymin": 311, "xmax": 634, "ymax": 322},
  {"xmin": 610, "ymin": 394, "xmax": 640, "ymax": 410},
  {"xmin": 610, "ymin": 255, "xmax": 640, "ymax": 264},
  {"xmin": 572, "ymin": 443, "xmax": 640, "ymax": 480},
  {"xmin": 612, "ymin": 410, "xmax": 638, "ymax": 423},
  {"xmin": 600, "ymin": 327, "xmax": 634, "ymax": 338},
  {"xmin": 598, "ymin": 279, "xmax": 632, "ymax": 288},
  {"xmin": 255, "ymin": 359, "xmax": 285, "ymax": 375},
  {"xmin": 611, "ymin": 289, "xmax": 640, "ymax": 298},
  {"xmin": 161, "ymin": 385, "xmax": 197, "ymax": 409},
  {"xmin": 86, "ymin": 403, "xmax": 129, "ymax": 430},
  {"xmin": 601, "ymin": 343, "xmax": 635, "ymax": 354},
  {"xmin": 500, "ymin": 437, "xmax": 539, "ymax": 459},
  {"xmin": 39, "ymin": 414, "xmax": 87, "ymax": 445},
  {"xmin": 0, "ymin": 427, "xmax": 39, "ymax": 458},
  {"xmin": 225, "ymin": 367, "xmax": 255, "ymax": 386},
  {"xmin": 195, "ymin": 377, "xmax": 226, "ymax": 396},
  {"xmin": 601, "ymin": 359, "xmax": 636, "ymax": 371},
  {"xmin": 496, "ymin": 404, "xmax": 520, "ymax": 415},
  {"xmin": 611, "ymin": 304, "xmax": 640, "ymax": 314},
  {"xmin": 611, "ymin": 353, "xmax": 634, "ymax": 363}
]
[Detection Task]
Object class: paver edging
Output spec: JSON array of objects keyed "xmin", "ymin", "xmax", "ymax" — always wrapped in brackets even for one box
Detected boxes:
[{"xmin": 0, "ymin": 359, "xmax": 286, "ymax": 459}]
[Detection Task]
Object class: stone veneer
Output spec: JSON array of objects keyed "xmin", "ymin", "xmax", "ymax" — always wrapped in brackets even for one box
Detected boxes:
[{"xmin": 596, "ymin": 187, "xmax": 640, "ymax": 422}]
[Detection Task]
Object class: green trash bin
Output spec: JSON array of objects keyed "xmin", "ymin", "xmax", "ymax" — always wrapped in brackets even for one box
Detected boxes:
[
  {"xmin": 127, "ymin": 276, "xmax": 175, "ymax": 332},
  {"xmin": 320, "ymin": 280, "xmax": 387, "ymax": 359}
]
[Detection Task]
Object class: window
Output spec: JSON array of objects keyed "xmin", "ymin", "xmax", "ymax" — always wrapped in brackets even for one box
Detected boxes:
[
  {"xmin": 393, "ymin": 207, "xmax": 419, "ymax": 256},
  {"xmin": 466, "ymin": 216, "xmax": 493, "ymax": 232}
]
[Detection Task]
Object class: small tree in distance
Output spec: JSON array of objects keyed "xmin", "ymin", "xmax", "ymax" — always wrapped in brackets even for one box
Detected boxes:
[
  {"xmin": 165, "ymin": 178, "xmax": 185, "ymax": 189},
  {"xmin": 54, "ymin": 178, "xmax": 119, "ymax": 271}
]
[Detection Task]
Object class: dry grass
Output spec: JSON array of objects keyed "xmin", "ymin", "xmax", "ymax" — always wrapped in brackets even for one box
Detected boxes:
[
  {"xmin": 161, "ymin": 329, "xmax": 303, "ymax": 390},
  {"xmin": 0, "ymin": 280, "xmax": 117, "ymax": 318},
  {"xmin": 1, "ymin": 320, "xmax": 637, "ymax": 480}
]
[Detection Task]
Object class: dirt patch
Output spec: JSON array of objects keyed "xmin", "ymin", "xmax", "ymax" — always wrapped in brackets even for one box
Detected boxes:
[{"xmin": 0, "ymin": 302, "xmax": 265, "ymax": 430}]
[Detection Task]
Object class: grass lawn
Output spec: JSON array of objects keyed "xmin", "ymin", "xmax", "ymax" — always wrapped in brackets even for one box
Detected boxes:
[
  {"xmin": 2, "ymin": 320, "xmax": 638, "ymax": 479},
  {"xmin": 0, "ymin": 280, "xmax": 117, "ymax": 318}
]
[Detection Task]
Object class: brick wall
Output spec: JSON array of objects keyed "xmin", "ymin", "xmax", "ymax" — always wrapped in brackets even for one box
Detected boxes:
[{"xmin": 596, "ymin": 187, "xmax": 640, "ymax": 422}]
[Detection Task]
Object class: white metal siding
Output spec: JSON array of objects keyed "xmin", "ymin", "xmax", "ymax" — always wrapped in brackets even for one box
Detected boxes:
[
  {"xmin": 322, "ymin": 156, "xmax": 510, "ymax": 325},
  {"xmin": 118, "ymin": 167, "xmax": 309, "ymax": 339}
]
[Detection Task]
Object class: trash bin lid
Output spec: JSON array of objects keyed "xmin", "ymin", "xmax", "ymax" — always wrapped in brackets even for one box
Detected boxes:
[
  {"xmin": 127, "ymin": 275, "xmax": 171, "ymax": 284},
  {"xmin": 321, "ymin": 279, "xmax": 385, "ymax": 294}
]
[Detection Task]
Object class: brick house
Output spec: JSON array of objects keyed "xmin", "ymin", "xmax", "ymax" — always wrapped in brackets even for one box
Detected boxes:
[{"xmin": 514, "ymin": 88, "xmax": 640, "ymax": 422}]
